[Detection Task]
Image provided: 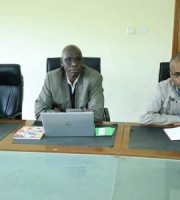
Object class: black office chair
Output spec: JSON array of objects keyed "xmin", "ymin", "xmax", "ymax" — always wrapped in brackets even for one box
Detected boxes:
[
  {"xmin": 0, "ymin": 64, "xmax": 23, "ymax": 119},
  {"xmin": 46, "ymin": 57, "xmax": 110, "ymax": 121},
  {"xmin": 158, "ymin": 62, "xmax": 170, "ymax": 82}
]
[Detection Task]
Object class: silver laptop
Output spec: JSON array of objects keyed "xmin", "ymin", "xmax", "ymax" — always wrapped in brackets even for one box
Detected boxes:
[{"xmin": 41, "ymin": 112, "xmax": 95, "ymax": 137}]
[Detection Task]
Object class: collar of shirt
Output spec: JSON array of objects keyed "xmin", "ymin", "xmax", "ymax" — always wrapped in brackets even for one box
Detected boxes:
[
  {"xmin": 175, "ymin": 86, "xmax": 180, "ymax": 96},
  {"xmin": 66, "ymin": 74, "xmax": 80, "ymax": 94}
]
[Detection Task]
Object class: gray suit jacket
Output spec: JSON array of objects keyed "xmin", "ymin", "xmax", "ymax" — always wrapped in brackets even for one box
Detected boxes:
[{"xmin": 35, "ymin": 65, "xmax": 104, "ymax": 121}]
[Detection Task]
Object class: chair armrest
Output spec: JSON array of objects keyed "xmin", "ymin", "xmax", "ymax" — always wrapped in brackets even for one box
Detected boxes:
[
  {"xmin": 103, "ymin": 108, "xmax": 110, "ymax": 122},
  {"xmin": 6, "ymin": 112, "xmax": 22, "ymax": 120}
]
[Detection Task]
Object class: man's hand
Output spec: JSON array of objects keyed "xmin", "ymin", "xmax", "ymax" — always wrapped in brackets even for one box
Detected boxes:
[
  {"xmin": 174, "ymin": 122, "xmax": 180, "ymax": 126},
  {"xmin": 54, "ymin": 107, "xmax": 61, "ymax": 112}
]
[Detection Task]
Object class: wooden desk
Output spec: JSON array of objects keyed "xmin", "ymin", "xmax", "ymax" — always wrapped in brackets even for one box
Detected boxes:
[
  {"xmin": 0, "ymin": 120, "xmax": 124, "ymax": 200},
  {"xmin": 2, "ymin": 120, "xmax": 180, "ymax": 159},
  {"xmin": 121, "ymin": 123, "xmax": 180, "ymax": 160},
  {"xmin": 0, "ymin": 119, "xmax": 124, "ymax": 155},
  {"xmin": 1, "ymin": 121, "xmax": 180, "ymax": 200}
]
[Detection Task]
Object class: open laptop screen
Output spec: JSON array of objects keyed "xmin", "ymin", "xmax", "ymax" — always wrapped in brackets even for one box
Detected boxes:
[{"xmin": 41, "ymin": 112, "xmax": 95, "ymax": 137}]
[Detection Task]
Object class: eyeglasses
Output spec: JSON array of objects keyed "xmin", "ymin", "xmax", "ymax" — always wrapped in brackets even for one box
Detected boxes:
[
  {"xmin": 62, "ymin": 57, "xmax": 82, "ymax": 65},
  {"xmin": 170, "ymin": 70, "xmax": 180, "ymax": 78}
]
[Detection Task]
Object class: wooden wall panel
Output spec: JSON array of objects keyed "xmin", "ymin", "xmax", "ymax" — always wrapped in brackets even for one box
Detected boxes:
[{"xmin": 172, "ymin": 0, "xmax": 180, "ymax": 56}]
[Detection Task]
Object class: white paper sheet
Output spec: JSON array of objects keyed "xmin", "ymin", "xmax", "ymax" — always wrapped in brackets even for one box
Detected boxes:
[{"xmin": 164, "ymin": 127, "xmax": 180, "ymax": 140}]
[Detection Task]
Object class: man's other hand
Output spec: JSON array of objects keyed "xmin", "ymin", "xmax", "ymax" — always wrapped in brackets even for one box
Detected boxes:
[{"xmin": 54, "ymin": 107, "xmax": 61, "ymax": 112}]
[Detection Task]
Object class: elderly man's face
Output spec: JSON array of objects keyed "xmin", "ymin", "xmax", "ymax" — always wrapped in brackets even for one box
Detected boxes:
[
  {"xmin": 170, "ymin": 60, "xmax": 180, "ymax": 89},
  {"xmin": 61, "ymin": 47, "xmax": 83, "ymax": 80}
]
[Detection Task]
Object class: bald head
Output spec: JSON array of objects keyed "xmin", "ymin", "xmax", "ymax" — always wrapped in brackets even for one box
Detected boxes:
[
  {"xmin": 62, "ymin": 45, "xmax": 82, "ymax": 58},
  {"xmin": 61, "ymin": 45, "xmax": 83, "ymax": 82},
  {"xmin": 170, "ymin": 53, "xmax": 180, "ymax": 71},
  {"xmin": 169, "ymin": 53, "xmax": 180, "ymax": 89}
]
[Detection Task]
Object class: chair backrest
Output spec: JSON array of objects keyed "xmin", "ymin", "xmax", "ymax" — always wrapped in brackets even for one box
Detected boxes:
[
  {"xmin": 159, "ymin": 62, "xmax": 170, "ymax": 82},
  {"xmin": 0, "ymin": 64, "xmax": 23, "ymax": 119},
  {"xmin": 47, "ymin": 57, "xmax": 101, "ymax": 73}
]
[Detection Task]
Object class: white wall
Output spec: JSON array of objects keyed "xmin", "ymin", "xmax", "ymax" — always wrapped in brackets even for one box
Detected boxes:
[{"xmin": 0, "ymin": 0, "xmax": 175, "ymax": 121}]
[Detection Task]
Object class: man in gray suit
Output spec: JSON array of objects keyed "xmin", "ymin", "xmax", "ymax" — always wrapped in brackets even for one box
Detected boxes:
[{"xmin": 35, "ymin": 45, "xmax": 104, "ymax": 121}]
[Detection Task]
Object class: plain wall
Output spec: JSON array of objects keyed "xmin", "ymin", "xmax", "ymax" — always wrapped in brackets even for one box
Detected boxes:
[{"xmin": 0, "ymin": 0, "xmax": 175, "ymax": 121}]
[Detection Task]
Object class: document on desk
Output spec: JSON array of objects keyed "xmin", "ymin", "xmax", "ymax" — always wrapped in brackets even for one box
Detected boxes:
[{"xmin": 164, "ymin": 127, "xmax": 180, "ymax": 140}]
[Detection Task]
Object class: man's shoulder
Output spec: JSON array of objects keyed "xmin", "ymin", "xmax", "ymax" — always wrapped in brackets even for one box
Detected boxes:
[
  {"xmin": 47, "ymin": 68, "xmax": 64, "ymax": 77},
  {"xmin": 158, "ymin": 78, "xmax": 174, "ymax": 89},
  {"xmin": 157, "ymin": 78, "xmax": 175, "ymax": 96},
  {"xmin": 83, "ymin": 65, "xmax": 101, "ymax": 78}
]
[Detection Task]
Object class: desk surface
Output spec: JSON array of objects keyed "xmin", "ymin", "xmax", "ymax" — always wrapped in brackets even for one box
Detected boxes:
[
  {"xmin": 0, "ymin": 119, "xmax": 124, "ymax": 155},
  {"xmin": 2, "ymin": 120, "xmax": 180, "ymax": 159},
  {"xmin": 121, "ymin": 123, "xmax": 180, "ymax": 160}
]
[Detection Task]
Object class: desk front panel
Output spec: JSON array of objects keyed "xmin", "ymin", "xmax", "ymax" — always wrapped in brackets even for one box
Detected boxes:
[
  {"xmin": 1, "ymin": 150, "xmax": 180, "ymax": 200},
  {"xmin": 0, "ymin": 151, "xmax": 118, "ymax": 200},
  {"xmin": 113, "ymin": 156, "xmax": 180, "ymax": 200}
]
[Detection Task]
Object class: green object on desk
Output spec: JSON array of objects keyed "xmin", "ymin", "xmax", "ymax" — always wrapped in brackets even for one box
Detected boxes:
[{"xmin": 95, "ymin": 127, "xmax": 115, "ymax": 136}]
